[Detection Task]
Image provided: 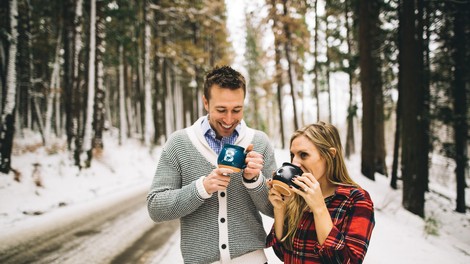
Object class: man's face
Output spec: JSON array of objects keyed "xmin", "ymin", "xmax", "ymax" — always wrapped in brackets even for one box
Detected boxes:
[{"xmin": 203, "ymin": 84, "xmax": 245, "ymax": 139}]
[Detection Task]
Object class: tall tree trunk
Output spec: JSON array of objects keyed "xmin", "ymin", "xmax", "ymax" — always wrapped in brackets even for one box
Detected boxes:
[
  {"xmin": 17, "ymin": 0, "xmax": 35, "ymax": 140},
  {"xmin": 281, "ymin": 0, "xmax": 299, "ymax": 131},
  {"xmin": 452, "ymin": 0, "xmax": 469, "ymax": 213},
  {"xmin": 63, "ymin": 0, "xmax": 75, "ymax": 150},
  {"xmin": 313, "ymin": 0, "xmax": 320, "ymax": 122},
  {"xmin": 417, "ymin": 0, "xmax": 430, "ymax": 190},
  {"xmin": 391, "ymin": 2, "xmax": 403, "ymax": 189},
  {"xmin": 0, "ymin": 0, "xmax": 18, "ymax": 174},
  {"xmin": 118, "ymin": 44, "xmax": 127, "ymax": 145},
  {"xmin": 92, "ymin": 0, "xmax": 106, "ymax": 155},
  {"xmin": 359, "ymin": 0, "xmax": 377, "ymax": 180},
  {"xmin": 344, "ymin": 0, "xmax": 356, "ymax": 158},
  {"xmin": 0, "ymin": 0, "xmax": 6, "ymax": 94},
  {"xmin": 375, "ymin": 80, "xmax": 387, "ymax": 176},
  {"xmin": 160, "ymin": 58, "xmax": 168, "ymax": 141},
  {"xmin": 325, "ymin": 18, "xmax": 332, "ymax": 124},
  {"xmin": 153, "ymin": 56, "xmax": 161, "ymax": 145},
  {"xmin": 391, "ymin": 73, "xmax": 401, "ymax": 189},
  {"xmin": 62, "ymin": 0, "xmax": 84, "ymax": 168},
  {"xmin": 173, "ymin": 68, "xmax": 184, "ymax": 131},
  {"xmin": 269, "ymin": 0, "xmax": 285, "ymax": 148},
  {"xmin": 45, "ymin": 31, "xmax": 62, "ymax": 146},
  {"xmin": 83, "ymin": 0, "xmax": 96, "ymax": 167},
  {"xmin": 125, "ymin": 62, "xmax": 133, "ymax": 138},
  {"xmin": 165, "ymin": 63, "xmax": 175, "ymax": 135},
  {"xmin": 143, "ymin": 3, "xmax": 154, "ymax": 146},
  {"xmin": 153, "ymin": 56, "xmax": 164, "ymax": 144},
  {"xmin": 274, "ymin": 39, "xmax": 285, "ymax": 148},
  {"xmin": 400, "ymin": 0, "xmax": 426, "ymax": 217}
]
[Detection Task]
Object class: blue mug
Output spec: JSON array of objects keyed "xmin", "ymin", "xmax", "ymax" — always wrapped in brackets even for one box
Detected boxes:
[{"xmin": 217, "ymin": 144, "xmax": 247, "ymax": 173}]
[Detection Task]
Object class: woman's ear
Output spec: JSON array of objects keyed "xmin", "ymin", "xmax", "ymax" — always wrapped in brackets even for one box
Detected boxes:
[{"xmin": 328, "ymin": 148, "xmax": 337, "ymax": 158}]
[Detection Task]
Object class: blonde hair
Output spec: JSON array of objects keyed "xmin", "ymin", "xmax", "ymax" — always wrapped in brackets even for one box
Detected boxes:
[{"xmin": 281, "ymin": 122, "xmax": 359, "ymax": 248}]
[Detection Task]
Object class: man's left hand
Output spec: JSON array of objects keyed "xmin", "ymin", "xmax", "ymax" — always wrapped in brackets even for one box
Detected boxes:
[{"xmin": 243, "ymin": 144, "xmax": 264, "ymax": 181}]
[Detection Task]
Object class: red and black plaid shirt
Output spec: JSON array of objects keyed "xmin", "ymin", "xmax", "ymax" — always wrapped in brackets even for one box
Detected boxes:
[{"xmin": 266, "ymin": 185, "xmax": 375, "ymax": 264}]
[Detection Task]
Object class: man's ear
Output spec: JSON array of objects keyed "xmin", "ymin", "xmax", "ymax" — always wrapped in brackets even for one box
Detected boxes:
[
  {"xmin": 203, "ymin": 95, "xmax": 209, "ymax": 112},
  {"xmin": 328, "ymin": 148, "xmax": 337, "ymax": 158}
]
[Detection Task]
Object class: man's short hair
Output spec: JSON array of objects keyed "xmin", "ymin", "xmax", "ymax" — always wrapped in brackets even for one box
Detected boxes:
[{"xmin": 203, "ymin": 65, "xmax": 246, "ymax": 100}]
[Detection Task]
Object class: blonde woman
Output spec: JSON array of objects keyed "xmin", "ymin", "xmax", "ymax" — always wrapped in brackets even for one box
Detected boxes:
[{"xmin": 266, "ymin": 122, "xmax": 375, "ymax": 263}]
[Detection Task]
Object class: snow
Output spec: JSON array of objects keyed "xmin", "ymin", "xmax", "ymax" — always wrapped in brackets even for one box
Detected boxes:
[{"xmin": 1, "ymin": 132, "xmax": 469, "ymax": 263}]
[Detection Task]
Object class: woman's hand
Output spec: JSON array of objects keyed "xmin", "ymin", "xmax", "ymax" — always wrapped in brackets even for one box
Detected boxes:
[
  {"xmin": 267, "ymin": 179, "xmax": 291, "ymax": 210},
  {"xmin": 290, "ymin": 172, "xmax": 333, "ymax": 245},
  {"xmin": 268, "ymin": 178, "xmax": 292, "ymax": 240},
  {"xmin": 290, "ymin": 173, "xmax": 326, "ymax": 213}
]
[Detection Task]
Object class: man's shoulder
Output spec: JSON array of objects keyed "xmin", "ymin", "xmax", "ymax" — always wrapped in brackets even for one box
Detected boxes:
[
  {"xmin": 250, "ymin": 128, "xmax": 270, "ymax": 141},
  {"xmin": 165, "ymin": 129, "xmax": 190, "ymax": 147}
]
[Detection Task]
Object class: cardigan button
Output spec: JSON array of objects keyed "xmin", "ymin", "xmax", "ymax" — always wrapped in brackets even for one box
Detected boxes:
[
  {"xmin": 220, "ymin": 218, "xmax": 226, "ymax": 223},
  {"xmin": 221, "ymin": 244, "xmax": 227, "ymax": 249},
  {"xmin": 220, "ymin": 192, "xmax": 226, "ymax": 197}
]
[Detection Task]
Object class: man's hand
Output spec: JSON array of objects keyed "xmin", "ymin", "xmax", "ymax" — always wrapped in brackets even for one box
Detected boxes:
[
  {"xmin": 243, "ymin": 144, "xmax": 264, "ymax": 181},
  {"xmin": 203, "ymin": 167, "xmax": 234, "ymax": 194}
]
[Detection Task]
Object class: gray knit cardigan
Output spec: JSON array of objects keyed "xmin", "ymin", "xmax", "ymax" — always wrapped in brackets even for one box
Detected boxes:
[{"xmin": 147, "ymin": 117, "xmax": 277, "ymax": 263}]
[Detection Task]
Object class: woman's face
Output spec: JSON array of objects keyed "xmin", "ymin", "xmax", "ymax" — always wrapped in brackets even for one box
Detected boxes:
[{"xmin": 290, "ymin": 135, "xmax": 327, "ymax": 184}]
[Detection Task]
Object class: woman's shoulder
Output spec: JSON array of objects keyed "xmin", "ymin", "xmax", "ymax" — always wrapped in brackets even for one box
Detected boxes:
[{"xmin": 337, "ymin": 185, "xmax": 373, "ymax": 202}]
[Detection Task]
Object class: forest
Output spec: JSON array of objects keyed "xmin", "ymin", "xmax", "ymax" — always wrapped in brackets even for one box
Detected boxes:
[{"xmin": 0, "ymin": 0, "xmax": 468, "ymax": 218}]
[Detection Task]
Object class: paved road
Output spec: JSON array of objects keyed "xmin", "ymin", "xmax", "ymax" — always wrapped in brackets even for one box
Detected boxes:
[{"xmin": 0, "ymin": 185, "xmax": 179, "ymax": 264}]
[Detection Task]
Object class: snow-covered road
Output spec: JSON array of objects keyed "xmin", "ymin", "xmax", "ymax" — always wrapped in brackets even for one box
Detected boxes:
[{"xmin": 0, "ymin": 184, "xmax": 177, "ymax": 264}]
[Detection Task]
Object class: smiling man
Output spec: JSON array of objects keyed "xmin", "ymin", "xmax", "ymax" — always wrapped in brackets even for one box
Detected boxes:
[{"xmin": 147, "ymin": 65, "xmax": 277, "ymax": 264}]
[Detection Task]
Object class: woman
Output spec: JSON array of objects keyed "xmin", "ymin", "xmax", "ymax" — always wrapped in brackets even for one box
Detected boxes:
[{"xmin": 266, "ymin": 122, "xmax": 375, "ymax": 263}]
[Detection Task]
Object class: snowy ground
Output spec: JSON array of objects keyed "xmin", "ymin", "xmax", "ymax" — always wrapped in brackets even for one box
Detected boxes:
[{"xmin": 0, "ymin": 133, "xmax": 469, "ymax": 263}]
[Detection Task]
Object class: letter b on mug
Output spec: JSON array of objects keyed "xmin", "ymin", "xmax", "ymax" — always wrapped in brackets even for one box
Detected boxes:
[{"xmin": 217, "ymin": 144, "xmax": 246, "ymax": 173}]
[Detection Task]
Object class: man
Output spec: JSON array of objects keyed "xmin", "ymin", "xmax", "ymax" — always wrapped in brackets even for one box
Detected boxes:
[{"xmin": 147, "ymin": 65, "xmax": 277, "ymax": 263}]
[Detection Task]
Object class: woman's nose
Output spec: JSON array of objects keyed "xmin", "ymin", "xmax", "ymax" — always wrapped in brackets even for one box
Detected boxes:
[{"xmin": 291, "ymin": 157, "xmax": 301, "ymax": 167}]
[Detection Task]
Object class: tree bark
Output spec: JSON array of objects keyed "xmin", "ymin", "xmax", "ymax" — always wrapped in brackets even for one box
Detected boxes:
[
  {"xmin": 118, "ymin": 44, "xmax": 127, "ymax": 145},
  {"xmin": 344, "ymin": 0, "xmax": 356, "ymax": 158},
  {"xmin": 92, "ymin": 0, "xmax": 106, "ymax": 154},
  {"xmin": 359, "ymin": 0, "xmax": 378, "ymax": 180},
  {"xmin": 83, "ymin": 0, "xmax": 96, "ymax": 167},
  {"xmin": 313, "ymin": 0, "xmax": 320, "ymax": 122},
  {"xmin": 281, "ymin": 0, "xmax": 299, "ymax": 131},
  {"xmin": 452, "ymin": 0, "xmax": 469, "ymax": 213},
  {"xmin": 45, "ymin": 31, "xmax": 62, "ymax": 146},
  {"xmin": 400, "ymin": 0, "xmax": 426, "ymax": 217},
  {"xmin": 0, "ymin": 0, "xmax": 18, "ymax": 174},
  {"xmin": 269, "ymin": 0, "xmax": 285, "ymax": 148},
  {"xmin": 143, "ymin": 3, "xmax": 154, "ymax": 146}
]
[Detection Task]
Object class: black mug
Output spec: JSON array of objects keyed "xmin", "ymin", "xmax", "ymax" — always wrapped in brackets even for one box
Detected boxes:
[{"xmin": 272, "ymin": 162, "xmax": 303, "ymax": 196}]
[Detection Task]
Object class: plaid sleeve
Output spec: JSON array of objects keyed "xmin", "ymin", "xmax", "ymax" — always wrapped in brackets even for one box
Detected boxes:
[
  {"xmin": 316, "ymin": 188, "xmax": 375, "ymax": 263},
  {"xmin": 266, "ymin": 226, "xmax": 286, "ymax": 261}
]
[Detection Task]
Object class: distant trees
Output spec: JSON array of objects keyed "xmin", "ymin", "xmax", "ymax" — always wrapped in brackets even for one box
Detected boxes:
[
  {"xmin": 266, "ymin": 0, "xmax": 309, "ymax": 147},
  {"xmin": 396, "ymin": 0, "xmax": 469, "ymax": 216},
  {"xmin": 0, "ymin": 0, "xmax": 467, "ymax": 215},
  {"xmin": 0, "ymin": 0, "xmax": 231, "ymax": 171}
]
